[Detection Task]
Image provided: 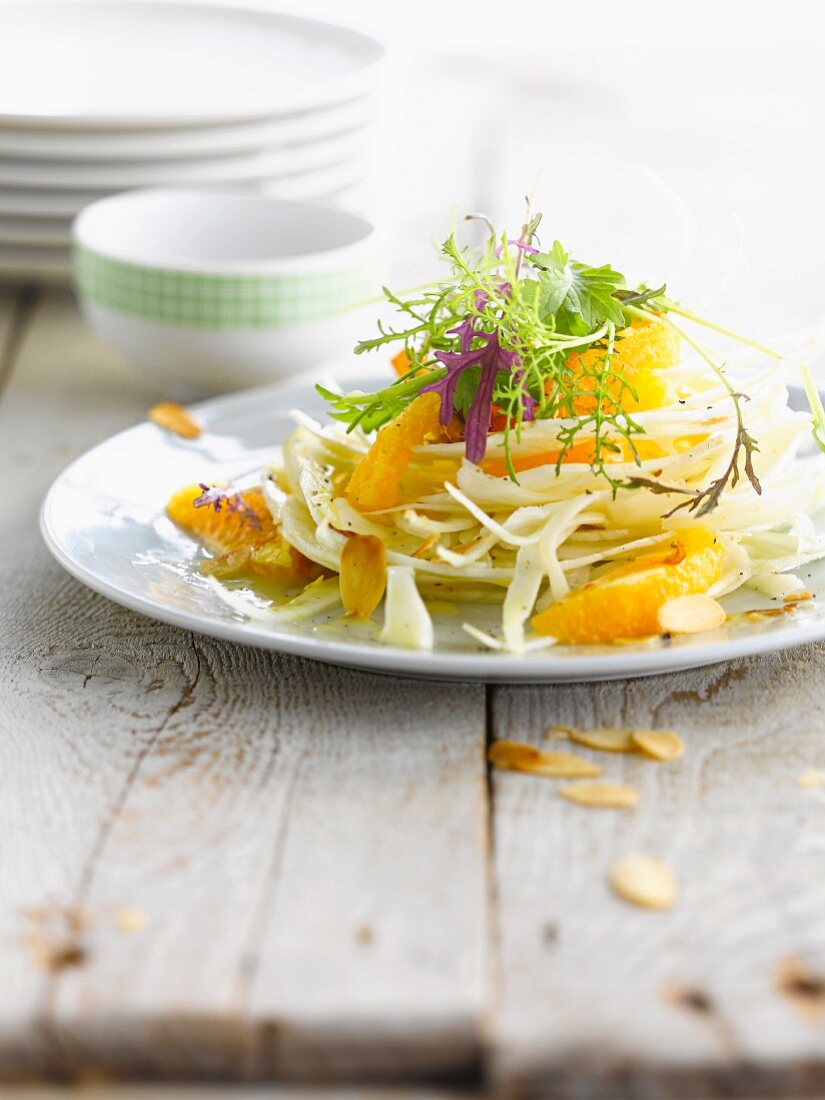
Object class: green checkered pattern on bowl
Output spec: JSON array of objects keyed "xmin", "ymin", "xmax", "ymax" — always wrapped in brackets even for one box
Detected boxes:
[{"xmin": 73, "ymin": 245, "xmax": 374, "ymax": 330}]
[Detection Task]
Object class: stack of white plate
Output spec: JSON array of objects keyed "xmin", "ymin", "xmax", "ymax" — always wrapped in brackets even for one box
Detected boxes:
[{"xmin": 0, "ymin": 1, "xmax": 386, "ymax": 282}]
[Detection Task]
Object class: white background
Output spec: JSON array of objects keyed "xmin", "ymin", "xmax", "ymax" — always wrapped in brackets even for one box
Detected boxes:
[
  {"xmin": 4, "ymin": 0, "xmax": 825, "ymax": 344},
  {"xmin": 302, "ymin": 0, "xmax": 825, "ymax": 343}
]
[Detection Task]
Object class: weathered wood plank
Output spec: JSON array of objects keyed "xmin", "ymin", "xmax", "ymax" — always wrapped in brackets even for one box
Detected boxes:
[
  {"xmin": 0, "ymin": 288, "xmax": 183, "ymax": 1073},
  {"xmin": 489, "ymin": 655, "xmax": 825, "ymax": 1098},
  {"xmin": 0, "ymin": 292, "xmax": 488, "ymax": 1082}
]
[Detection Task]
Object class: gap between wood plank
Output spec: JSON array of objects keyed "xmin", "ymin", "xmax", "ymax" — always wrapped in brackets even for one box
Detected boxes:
[
  {"xmin": 0, "ymin": 285, "xmax": 41, "ymax": 406},
  {"xmin": 480, "ymin": 682, "xmax": 499, "ymax": 1090}
]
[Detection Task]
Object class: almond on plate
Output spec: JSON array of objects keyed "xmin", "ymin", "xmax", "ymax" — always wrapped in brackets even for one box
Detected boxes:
[{"xmin": 148, "ymin": 401, "xmax": 202, "ymax": 439}]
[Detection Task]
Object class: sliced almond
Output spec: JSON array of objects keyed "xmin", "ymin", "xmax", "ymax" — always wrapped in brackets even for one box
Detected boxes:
[
  {"xmin": 796, "ymin": 768, "xmax": 825, "ymax": 790},
  {"xmin": 610, "ymin": 855, "xmax": 677, "ymax": 910},
  {"xmin": 339, "ymin": 535, "xmax": 387, "ymax": 618},
  {"xmin": 148, "ymin": 401, "xmax": 202, "ymax": 439},
  {"xmin": 658, "ymin": 593, "xmax": 726, "ymax": 635},
  {"xmin": 631, "ymin": 729, "xmax": 684, "ymax": 761},
  {"xmin": 115, "ymin": 907, "xmax": 148, "ymax": 934},
  {"xmin": 784, "ymin": 590, "xmax": 814, "ymax": 603},
  {"xmin": 566, "ymin": 727, "xmax": 636, "ymax": 753},
  {"xmin": 489, "ymin": 740, "xmax": 601, "ymax": 778},
  {"xmin": 559, "ymin": 781, "xmax": 639, "ymax": 809},
  {"xmin": 774, "ymin": 955, "xmax": 825, "ymax": 1022},
  {"xmin": 744, "ymin": 607, "xmax": 790, "ymax": 621},
  {"xmin": 488, "ymin": 740, "xmax": 541, "ymax": 768},
  {"xmin": 545, "ymin": 724, "xmax": 578, "ymax": 742}
]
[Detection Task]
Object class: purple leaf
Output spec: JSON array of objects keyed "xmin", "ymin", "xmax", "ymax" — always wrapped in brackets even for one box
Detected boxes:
[
  {"xmin": 422, "ymin": 326, "xmax": 520, "ymax": 461},
  {"xmin": 193, "ymin": 483, "xmax": 261, "ymax": 529}
]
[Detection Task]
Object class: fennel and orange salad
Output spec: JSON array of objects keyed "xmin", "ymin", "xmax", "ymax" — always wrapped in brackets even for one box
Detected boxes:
[{"xmin": 166, "ymin": 211, "xmax": 825, "ymax": 653}]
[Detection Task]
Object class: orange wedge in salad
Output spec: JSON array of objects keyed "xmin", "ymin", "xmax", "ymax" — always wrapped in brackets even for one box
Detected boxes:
[
  {"xmin": 482, "ymin": 436, "xmax": 665, "ymax": 479},
  {"xmin": 166, "ymin": 483, "xmax": 321, "ymax": 583},
  {"xmin": 561, "ymin": 318, "xmax": 680, "ymax": 416},
  {"xmin": 392, "ymin": 349, "xmax": 412, "ymax": 376},
  {"xmin": 346, "ymin": 391, "xmax": 443, "ymax": 512},
  {"xmin": 531, "ymin": 528, "xmax": 723, "ymax": 644}
]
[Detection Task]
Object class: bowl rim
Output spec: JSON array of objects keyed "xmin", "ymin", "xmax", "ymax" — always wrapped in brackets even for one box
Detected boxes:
[{"xmin": 72, "ymin": 187, "xmax": 384, "ymax": 276}]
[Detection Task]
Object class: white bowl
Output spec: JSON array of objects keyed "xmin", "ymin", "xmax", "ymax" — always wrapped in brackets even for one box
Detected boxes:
[{"xmin": 72, "ymin": 188, "xmax": 387, "ymax": 392}]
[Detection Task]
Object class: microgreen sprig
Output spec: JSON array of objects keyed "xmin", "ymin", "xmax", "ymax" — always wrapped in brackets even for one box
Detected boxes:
[{"xmin": 319, "ymin": 209, "xmax": 780, "ymax": 512}]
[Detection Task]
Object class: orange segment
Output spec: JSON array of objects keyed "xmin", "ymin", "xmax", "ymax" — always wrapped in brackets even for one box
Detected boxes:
[
  {"xmin": 562, "ymin": 318, "xmax": 680, "ymax": 416},
  {"xmin": 346, "ymin": 392, "xmax": 443, "ymax": 512},
  {"xmin": 532, "ymin": 528, "xmax": 723, "ymax": 643},
  {"xmin": 167, "ymin": 484, "xmax": 278, "ymax": 553},
  {"xmin": 167, "ymin": 483, "xmax": 321, "ymax": 583},
  {"xmin": 392, "ymin": 349, "xmax": 411, "ymax": 376},
  {"xmin": 482, "ymin": 437, "xmax": 664, "ymax": 479}
]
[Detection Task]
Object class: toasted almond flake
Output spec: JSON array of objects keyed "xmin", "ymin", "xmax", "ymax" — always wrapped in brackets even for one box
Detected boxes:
[
  {"xmin": 355, "ymin": 922, "xmax": 374, "ymax": 944},
  {"xmin": 567, "ymin": 727, "xmax": 636, "ymax": 753},
  {"xmin": 115, "ymin": 906, "xmax": 148, "ymax": 934},
  {"xmin": 546, "ymin": 723, "xmax": 578, "ymax": 742},
  {"xmin": 657, "ymin": 593, "xmax": 726, "ymax": 635},
  {"xmin": 632, "ymin": 729, "xmax": 684, "ymax": 761},
  {"xmin": 784, "ymin": 590, "xmax": 814, "ymax": 603},
  {"xmin": 339, "ymin": 534, "xmax": 387, "ymax": 618},
  {"xmin": 796, "ymin": 768, "xmax": 825, "ymax": 790},
  {"xmin": 774, "ymin": 955, "xmax": 825, "ymax": 1022},
  {"xmin": 148, "ymin": 402, "xmax": 202, "ymax": 439},
  {"xmin": 489, "ymin": 740, "xmax": 541, "ymax": 767},
  {"xmin": 489, "ymin": 740, "xmax": 602, "ymax": 778},
  {"xmin": 744, "ymin": 607, "xmax": 791, "ymax": 621},
  {"xmin": 610, "ymin": 855, "xmax": 677, "ymax": 910},
  {"xmin": 559, "ymin": 781, "xmax": 639, "ymax": 809}
]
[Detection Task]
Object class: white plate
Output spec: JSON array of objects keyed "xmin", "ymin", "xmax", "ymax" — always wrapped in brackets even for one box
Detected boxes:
[
  {"xmin": 0, "ymin": 131, "xmax": 371, "ymax": 189},
  {"xmin": 40, "ymin": 372, "xmax": 825, "ymax": 683},
  {"xmin": 0, "ymin": 2, "xmax": 385, "ymax": 128},
  {"xmin": 0, "ymin": 162, "xmax": 370, "ymax": 218},
  {"xmin": 0, "ymin": 98, "xmax": 377, "ymax": 161}
]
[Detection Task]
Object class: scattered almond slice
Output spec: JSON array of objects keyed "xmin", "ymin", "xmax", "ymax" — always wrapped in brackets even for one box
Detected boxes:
[
  {"xmin": 743, "ymin": 607, "xmax": 792, "ymax": 621},
  {"xmin": 784, "ymin": 591, "xmax": 814, "ymax": 604},
  {"xmin": 610, "ymin": 855, "xmax": 677, "ymax": 910},
  {"xmin": 489, "ymin": 740, "xmax": 540, "ymax": 767},
  {"xmin": 545, "ymin": 724, "xmax": 577, "ymax": 742},
  {"xmin": 566, "ymin": 727, "xmax": 636, "ymax": 753},
  {"xmin": 632, "ymin": 729, "xmax": 684, "ymax": 761},
  {"xmin": 489, "ymin": 740, "xmax": 602, "ymax": 778},
  {"xmin": 148, "ymin": 401, "xmax": 202, "ymax": 439},
  {"xmin": 796, "ymin": 768, "xmax": 825, "ymax": 790},
  {"xmin": 658, "ymin": 593, "xmax": 726, "ymax": 635},
  {"xmin": 115, "ymin": 907, "xmax": 148, "ymax": 933},
  {"xmin": 559, "ymin": 781, "xmax": 639, "ymax": 809}
]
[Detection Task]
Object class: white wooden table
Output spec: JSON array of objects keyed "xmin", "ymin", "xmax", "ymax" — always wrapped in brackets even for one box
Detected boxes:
[{"xmin": 3, "ymin": 287, "xmax": 825, "ymax": 1097}]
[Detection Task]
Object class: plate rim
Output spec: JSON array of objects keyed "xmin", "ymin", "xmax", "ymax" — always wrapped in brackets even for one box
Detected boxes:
[
  {"xmin": 0, "ymin": 0, "xmax": 386, "ymax": 129},
  {"xmin": 39, "ymin": 376, "xmax": 825, "ymax": 683}
]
